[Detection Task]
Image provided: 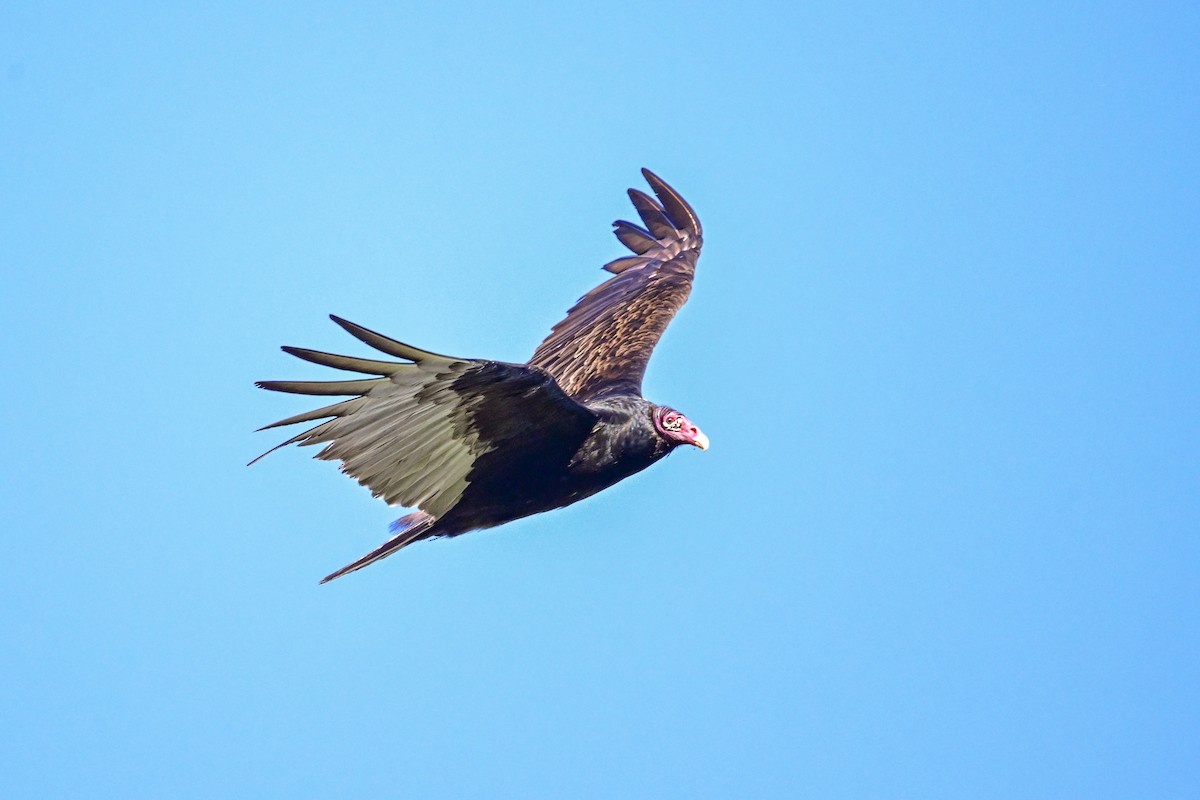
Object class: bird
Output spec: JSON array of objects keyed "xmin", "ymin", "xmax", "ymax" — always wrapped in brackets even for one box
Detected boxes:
[{"xmin": 253, "ymin": 169, "xmax": 708, "ymax": 583}]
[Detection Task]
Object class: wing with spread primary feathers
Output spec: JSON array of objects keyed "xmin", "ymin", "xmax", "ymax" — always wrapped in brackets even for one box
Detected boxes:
[
  {"xmin": 527, "ymin": 169, "xmax": 703, "ymax": 401},
  {"xmin": 254, "ymin": 315, "xmax": 599, "ymax": 519}
]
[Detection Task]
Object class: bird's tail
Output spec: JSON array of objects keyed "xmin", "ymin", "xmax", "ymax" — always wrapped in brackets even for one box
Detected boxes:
[{"xmin": 319, "ymin": 511, "xmax": 437, "ymax": 584}]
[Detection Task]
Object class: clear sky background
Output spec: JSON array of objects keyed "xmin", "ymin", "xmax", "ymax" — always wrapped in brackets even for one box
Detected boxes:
[{"xmin": 3, "ymin": 3, "xmax": 1197, "ymax": 798}]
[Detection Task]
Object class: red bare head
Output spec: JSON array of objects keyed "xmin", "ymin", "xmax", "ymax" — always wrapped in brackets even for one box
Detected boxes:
[{"xmin": 653, "ymin": 407, "xmax": 709, "ymax": 451}]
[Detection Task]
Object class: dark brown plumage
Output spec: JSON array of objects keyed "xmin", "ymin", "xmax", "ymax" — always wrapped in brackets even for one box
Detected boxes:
[{"xmin": 254, "ymin": 169, "xmax": 708, "ymax": 582}]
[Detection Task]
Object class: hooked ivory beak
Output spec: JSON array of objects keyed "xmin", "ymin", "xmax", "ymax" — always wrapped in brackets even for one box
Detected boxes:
[{"xmin": 691, "ymin": 430, "xmax": 710, "ymax": 451}]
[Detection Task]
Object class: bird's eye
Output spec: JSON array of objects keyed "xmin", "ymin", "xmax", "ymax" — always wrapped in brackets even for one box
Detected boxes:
[{"xmin": 663, "ymin": 414, "xmax": 682, "ymax": 431}]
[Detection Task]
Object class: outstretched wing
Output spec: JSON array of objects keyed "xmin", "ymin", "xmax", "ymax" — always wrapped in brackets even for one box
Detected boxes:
[
  {"xmin": 528, "ymin": 169, "xmax": 703, "ymax": 401},
  {"xmin": 254, "ymin": 315, "xmax": 599, "ymax": 519}
]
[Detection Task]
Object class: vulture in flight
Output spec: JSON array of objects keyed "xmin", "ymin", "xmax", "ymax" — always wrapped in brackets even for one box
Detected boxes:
[{"xmin": 254, "ymin": 169, "xmax": 707, "ymax": 582}]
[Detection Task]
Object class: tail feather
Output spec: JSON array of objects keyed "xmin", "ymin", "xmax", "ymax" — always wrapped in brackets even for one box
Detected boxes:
[{"xmin": 319, "ymin": 511, "xmax": 436, "ymax": 584}]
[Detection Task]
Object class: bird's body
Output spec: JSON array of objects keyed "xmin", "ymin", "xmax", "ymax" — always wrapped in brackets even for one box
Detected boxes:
[
  {"xmin": 437, "ymin": 394, "xmax": 667, "ymax": 533},
  {"xmin": 255, "ymin": 170, "xmax": 707, "ymax": 582}
]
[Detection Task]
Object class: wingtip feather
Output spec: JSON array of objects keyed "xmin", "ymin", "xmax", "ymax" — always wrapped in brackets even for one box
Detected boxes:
[
  {"xmin": 327, "ymin": 315, "xmax": 453, "ymax": 363},
  {"xmin": 612, "ymin": 219, "xmax": 659, "ymax": 255},
  {"xmin": 626, "ymin": 188, "xmax": 677, "ymax": 239},
  {"xmin": 640, "ymin": 168, "xmax": 702, "ymax": 236}
]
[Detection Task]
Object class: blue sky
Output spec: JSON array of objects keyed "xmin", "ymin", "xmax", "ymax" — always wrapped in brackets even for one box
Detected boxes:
[{"xmin": 3, "ymin": 2, "xmax": 1197, "ymax": 797}]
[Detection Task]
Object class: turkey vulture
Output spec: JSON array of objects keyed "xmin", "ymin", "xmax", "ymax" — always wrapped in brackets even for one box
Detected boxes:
[{"xmin": 254, "ymin": 169, "xmax": 707, "ymax": 582}]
